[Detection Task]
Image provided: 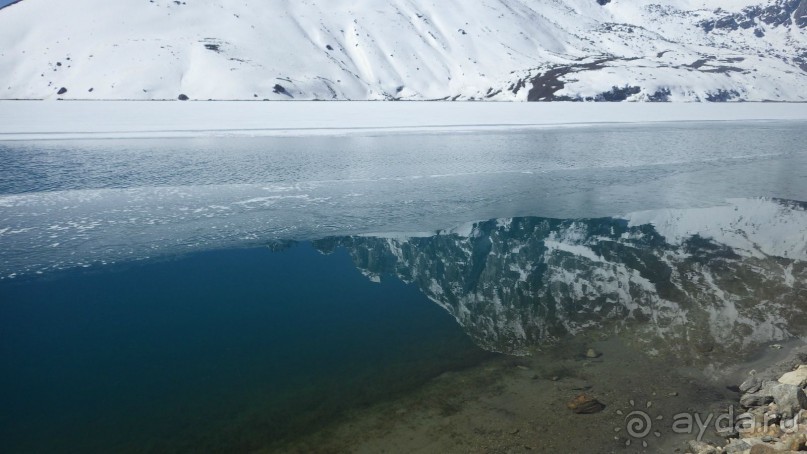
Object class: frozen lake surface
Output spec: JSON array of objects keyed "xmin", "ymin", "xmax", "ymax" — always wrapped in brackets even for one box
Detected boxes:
[
  {"xmin": 1, "ymin": 120, "xmax": 806, "ymax": 279},
  {"xmin": 1, "ymin": 101, "xmax": 806, "ymax": 139}
]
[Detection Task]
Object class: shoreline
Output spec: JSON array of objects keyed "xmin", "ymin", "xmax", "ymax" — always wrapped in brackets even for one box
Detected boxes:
[
  {"xmin": 275, "ymin": 334, "xmax": 770, "ymax": 453},
  {"xmin": 683, "ymin": 342, "xmax": 807, "ymax": 453},
  {"xmin": 0, "ymin": 101, "xmax": 805, "ymax": 141},
  {"xmin": 272, "ymin": 338, "xmax": 807, "ymax": 454}
]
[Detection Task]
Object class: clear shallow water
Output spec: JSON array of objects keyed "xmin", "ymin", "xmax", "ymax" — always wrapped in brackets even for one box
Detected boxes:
[{"xmin": 1, "ymin": 122, "xmax": 807, "ymax": 453}]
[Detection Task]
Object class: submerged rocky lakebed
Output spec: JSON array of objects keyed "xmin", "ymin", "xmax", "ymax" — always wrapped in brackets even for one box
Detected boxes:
[{"xmin": 1, "ymin": 122, "xmax": 806, "ymax": 453}]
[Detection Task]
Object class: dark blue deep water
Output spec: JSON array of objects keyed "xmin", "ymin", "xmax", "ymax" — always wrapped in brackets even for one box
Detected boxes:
[{"xmin": 0, "ymin": 244, "xmax": 487, "ymax": 452}]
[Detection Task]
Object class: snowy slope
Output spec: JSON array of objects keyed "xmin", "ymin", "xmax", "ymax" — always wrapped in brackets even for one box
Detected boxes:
[{"xmin": 0, "ymin": 0, "xmax": 805, "ymax": 101}]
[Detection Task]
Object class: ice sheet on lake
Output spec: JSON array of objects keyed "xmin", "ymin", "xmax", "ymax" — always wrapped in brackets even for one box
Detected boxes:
[
  {"xmin": 1, "ymin": 102, "xmax": 806, "ymax": 140},
  {"xmin": 1, "ymin": 120, "xmax": 806, "ymax": 279}
]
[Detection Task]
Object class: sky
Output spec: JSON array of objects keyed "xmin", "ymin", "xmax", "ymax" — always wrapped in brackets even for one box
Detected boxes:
[{"xmin": 0, "ymin": 0, "xmax": 18, "ymax": 8}]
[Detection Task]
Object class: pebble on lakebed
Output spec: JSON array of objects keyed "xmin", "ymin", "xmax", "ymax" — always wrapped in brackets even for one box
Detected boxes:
[{"xmin": 566, "ymin": 393, "xmax": 606, "ymax": 414}]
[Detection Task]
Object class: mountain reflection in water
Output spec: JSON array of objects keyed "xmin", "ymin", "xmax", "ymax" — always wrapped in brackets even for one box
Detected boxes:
[{"xmin": 317, "ymin": 198, "xmax": 807, "ymax": 361}]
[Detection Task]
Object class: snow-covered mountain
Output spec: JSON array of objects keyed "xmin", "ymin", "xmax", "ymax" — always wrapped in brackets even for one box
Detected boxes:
[
  {"xmin": 318, "ymin": 198, "xmax": 807, "ymax": 362},
  {"xmin": 0, "ymin": 0, "xmax": 804, "ymax": 101}
]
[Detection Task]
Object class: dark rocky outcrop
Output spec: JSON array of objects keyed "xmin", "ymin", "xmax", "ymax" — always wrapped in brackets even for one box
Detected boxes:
[
  {"xmin": 797, "ymin": 0, "xmax": 807, "ymax": 26},
  {"xmin": 527, "ymin": 58, "xmax": 616, "ymax": 101},
  {"xmin": 273, "ymin": 84, "xmax": 293, "ymax": 98},
  {"xmin": 705, "ymin": 89, "xmax": 742, "ymax": 102},
  {"xmin": 647, "ymin": 87, "xmax": 672, "ymax": 102},
  {"xmin": 592, "ymin": 85, "xmax": 641, "ymax": 101},
  {"xmin": 701, "ymin": 0, "xmax": 806, "ymax": 32},
  {"xmin": 0, "ymin": 0, "xmax": 23, "ymax": 11}
]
